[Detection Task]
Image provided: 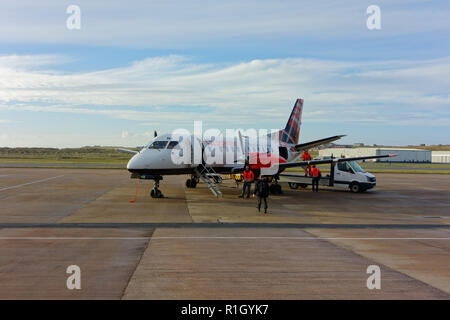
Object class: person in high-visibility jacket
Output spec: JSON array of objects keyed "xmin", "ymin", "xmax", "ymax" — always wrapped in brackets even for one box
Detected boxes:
[
  {"xmin": 239, "ymin": 165, "xmax": 254, "ymax": 198},
  {"xmin": 301, "ymin": 150, "xmax": 312, "ymax": 176},
  {"xmin": 311, "ymin": 165, "xmax": 322, "ymax": 192}
]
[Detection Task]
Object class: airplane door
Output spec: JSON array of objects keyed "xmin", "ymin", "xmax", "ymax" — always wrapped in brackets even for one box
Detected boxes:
[
  {"xmin": 163, "ymin": 138, "xmax": 192, "ymax": 169},
  {"xmin": 188, "ymin": 136, "xmax": 203, "ymax": 168}
]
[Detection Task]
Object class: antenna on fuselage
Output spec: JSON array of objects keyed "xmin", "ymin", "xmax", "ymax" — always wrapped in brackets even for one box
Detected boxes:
[{"xmin": 154, "ymin": 130, "xmax": 158, "ymax": 137}]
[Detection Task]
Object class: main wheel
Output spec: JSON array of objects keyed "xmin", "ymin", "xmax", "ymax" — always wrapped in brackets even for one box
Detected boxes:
[
  {"xmin": 191, "ymin": 179, "xmax": 197, "ymax": 188},
  {"xmin": 270, "ymin": 184, "xmax": 283, "ymax": 195},
  {"xmin": 275, "ymin": 184, "xmax": 283, "ymax": 194},
  {"xmin": 186, "ymin": 179, "xmax": 192, "ymax": 188},
  {"xmin": 288, "ymin": 182, "xmax": 299, "ymax": 189},
  {"xmin": 350, "ymin": 182, "xmax": 361, "ymax": 193}
]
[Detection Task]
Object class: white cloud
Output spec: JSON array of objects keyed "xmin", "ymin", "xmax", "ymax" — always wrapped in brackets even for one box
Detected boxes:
[
  {"xmin": 0, "ymin": 54, "xmax": 449, "ymax": 127},
  {"xmin": 0, "ymin": 1, "xmax": 448, "ymax": 47},
  {"xmin": 0, "ymin": 54, "xmax": 73, "ymax": 70},
  {"xmin": 121, "ymin": 130, "xmax": 130, "ymax": 139}
]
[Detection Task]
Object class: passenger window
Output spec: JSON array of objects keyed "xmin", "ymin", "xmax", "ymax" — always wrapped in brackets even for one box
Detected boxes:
[
  {"xmin": 167, "ymin": 141, "xmax": 179, "ymax": 149},
  {"xmin": 148, "ymin": 141, "xmax": 168, "ymax": 149}
]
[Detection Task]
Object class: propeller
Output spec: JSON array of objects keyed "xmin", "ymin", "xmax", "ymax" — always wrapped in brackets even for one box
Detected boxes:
[{"xmin": 237, "ymin": 130, "xmax": 249, "ymax": 164}]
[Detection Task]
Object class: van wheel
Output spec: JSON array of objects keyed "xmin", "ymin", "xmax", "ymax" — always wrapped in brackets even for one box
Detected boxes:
[
  {"xmin": 288, "ymin": 182, "xmax": 299, "ymax": 189},
  {"xmin": 350, "ymin": 182, "xmax": 361, "ymax": 193},
  {"xmin": 300, "ymin": 184, "xmax": 308, "ymax": 188}
]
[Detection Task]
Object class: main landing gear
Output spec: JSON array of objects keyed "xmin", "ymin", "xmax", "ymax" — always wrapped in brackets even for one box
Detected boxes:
[
  {"xmin": 269, "ymin": 183, "xmax": 283, "ymax": 195},
  {"xmin": 186, "ymin": 175, "xmax": 199, "ymax": 188},
  {"xmin": 150, "ymin": 179, "xmax": 164, "ymax": 198}
]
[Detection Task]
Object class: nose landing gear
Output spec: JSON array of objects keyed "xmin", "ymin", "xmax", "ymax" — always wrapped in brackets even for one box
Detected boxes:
[{"xmin": 150, "ymin": 179, "xmax": 164, "ymax": 198}]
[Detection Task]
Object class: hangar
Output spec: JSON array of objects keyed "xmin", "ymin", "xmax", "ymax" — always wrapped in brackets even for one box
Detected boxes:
[
  {"xmin": 432, "ymin": 151, "xmax": 450, "ymax": 163},
  {"xmin": 319, "ymin": 147, "xmax": 431, "ymax": 163}
]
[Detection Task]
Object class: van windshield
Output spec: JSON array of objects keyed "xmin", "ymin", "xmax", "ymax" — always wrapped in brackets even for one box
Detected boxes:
[{"xmin": 348, "ymin": 161, "xmax": 365, "ymax": 173}]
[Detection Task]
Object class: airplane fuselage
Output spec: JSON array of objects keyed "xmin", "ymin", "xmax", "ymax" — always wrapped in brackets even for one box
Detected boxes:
[{"xmin": 127, "ymin": 133, "xmax": 300, "ymax": 176}]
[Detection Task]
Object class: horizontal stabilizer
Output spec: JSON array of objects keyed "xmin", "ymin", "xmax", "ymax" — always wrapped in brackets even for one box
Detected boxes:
[{"xmin": 294, "ymin": 135, "xmax": 345, "ymax": 151}]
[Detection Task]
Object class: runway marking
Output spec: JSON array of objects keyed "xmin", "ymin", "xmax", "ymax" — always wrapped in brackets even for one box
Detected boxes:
[
  {"xmin": 0, "ymin": 222, "xmax": 449, "ymax": 229},
  {"xmin": 1, "ymin": 237, "xmax": 450, "ymax": 240},
  {"xmin": 0, "ymin": 175, "xmax": 65, "ymax": 192}
]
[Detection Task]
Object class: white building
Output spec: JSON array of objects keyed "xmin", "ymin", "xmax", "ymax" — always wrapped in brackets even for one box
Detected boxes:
[
  {"xmin": 432, "ymin": 151, "xmax": 450, "ymax": 163},
  {"xmin": 319, "ymin": 148, "xmax": 431, "ymax": 163}
]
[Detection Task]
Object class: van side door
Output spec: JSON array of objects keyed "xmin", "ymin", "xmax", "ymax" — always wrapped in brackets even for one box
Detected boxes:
[{"xmin": 334, "ymin": 162, "xmax": 355, "ymax": 187}]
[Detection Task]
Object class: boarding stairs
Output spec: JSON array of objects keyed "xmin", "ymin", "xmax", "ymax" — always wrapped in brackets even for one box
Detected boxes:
[{"xmin": 195, "ymin": 164, "xmax": 223, "ymax": 197}]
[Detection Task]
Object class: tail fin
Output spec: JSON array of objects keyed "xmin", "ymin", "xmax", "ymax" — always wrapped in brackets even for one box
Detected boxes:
[{"xmin": 280, "ymin": 99, "xmax": 303, "ymax": 144}]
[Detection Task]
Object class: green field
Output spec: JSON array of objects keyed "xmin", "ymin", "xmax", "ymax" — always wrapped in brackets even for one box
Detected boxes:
[
  {"xmin": 0, "ymin": 147, "xmax": 136, "ymax": 165},
  {"xmin": 1, "ymin": 147, "xmax": 449, "ymax": 173}
]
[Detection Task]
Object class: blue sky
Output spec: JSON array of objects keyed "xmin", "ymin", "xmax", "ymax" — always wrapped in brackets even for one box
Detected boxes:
[{"xmin": 0, "ymin": 0, "xmax": 449, "ymax": 147}]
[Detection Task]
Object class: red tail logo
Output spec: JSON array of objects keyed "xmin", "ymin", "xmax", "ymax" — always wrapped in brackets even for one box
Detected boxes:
[{"xmin": 280, "ymin": 99, "xmax": 303, "ymax": 144}]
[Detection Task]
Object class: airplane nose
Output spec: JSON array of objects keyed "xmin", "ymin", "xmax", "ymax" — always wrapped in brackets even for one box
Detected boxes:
[{"xmin": 127, "ymin": 154, "xmax": 140, "ymax": 171}]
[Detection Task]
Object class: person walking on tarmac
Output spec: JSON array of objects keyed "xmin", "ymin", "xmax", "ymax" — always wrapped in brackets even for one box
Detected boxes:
[
  {"xmin": 311, "ymin": 164, "xmax": 322, "ymax": 192},
  {"xmin": 239, "ymin": 165, "xmax": 254, "ymax": 198},
  {"xmin": 301, "ymin": 150, "xmax": 312, "ymax": 176},
  {"xmin": 255, "ymin": 176, "xmax": 270, "ymax": 213}
]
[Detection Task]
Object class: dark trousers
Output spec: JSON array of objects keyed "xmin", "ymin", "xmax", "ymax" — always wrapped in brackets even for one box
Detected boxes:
[
  {"xmin": 312, "ymin": 177, "xmax": 320, "ymax": 192},
  {"xmin": 258, "ymin": 196, "xmax": 268, "ymax": 211},
  {"xmin": 241, "ymin": 181, "xmax": 252, "ymax": 198}
]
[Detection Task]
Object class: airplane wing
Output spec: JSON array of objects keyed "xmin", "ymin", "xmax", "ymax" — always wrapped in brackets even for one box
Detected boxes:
[
  {"xmin": 116, "ymin": 148, "xmax": 138, "ymax": 154},
  {"xmin": 278, "ymin": 154, "xmax": 395, "ymax": 169},
  {"xmin": 294, "ymin": 135, "xmax": 345, "ymax": 152},
  {"xmin": 230, "ymin": 154, "xmax": 395, "ymax": 174}
]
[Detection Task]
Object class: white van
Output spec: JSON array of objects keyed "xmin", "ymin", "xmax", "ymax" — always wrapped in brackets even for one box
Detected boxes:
[{"xmin": 279, "ymin": 160, "xmax": 376, "ymax": 193}]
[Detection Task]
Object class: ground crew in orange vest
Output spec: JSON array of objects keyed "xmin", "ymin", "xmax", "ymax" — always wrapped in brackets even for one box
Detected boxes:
[
  {"xmin": 239, "ymin": 165, "xmax": 254, "ymax": 198},
  {"xmin": 311, "ymin": 164, "xmax": 322, "ymax": 192},
  {"xmin": 301, "ymin": 150, "xmax": 312, "ymax": 176}
]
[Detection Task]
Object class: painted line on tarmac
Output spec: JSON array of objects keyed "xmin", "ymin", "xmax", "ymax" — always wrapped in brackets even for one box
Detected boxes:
[
  {"xmin": 0, "ymin": 175, "xmax": 65, "ymax": 192},
  {"xmin": 0, "ymin": 223, "xmax": 449, "ymax": 229},
  {"xmin": 1, "ymin": 237, "xmax": 450, "ymax": 240}
]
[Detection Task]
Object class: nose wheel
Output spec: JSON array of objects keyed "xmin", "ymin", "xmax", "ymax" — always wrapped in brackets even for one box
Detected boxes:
[{"xmin": 150, "ymin": 180, "xmax": 164, "ymax": 198}]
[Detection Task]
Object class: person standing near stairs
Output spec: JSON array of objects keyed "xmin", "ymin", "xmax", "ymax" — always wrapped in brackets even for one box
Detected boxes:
[{"xmin": 239, "ymin": 165, "xmax": 254, "ymax": 198}]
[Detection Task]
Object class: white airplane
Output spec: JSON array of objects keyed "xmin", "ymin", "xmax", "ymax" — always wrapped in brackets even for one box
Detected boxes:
[{"xmin": 119, "ymin": 99, "xmax": 394, "ymax": 198}]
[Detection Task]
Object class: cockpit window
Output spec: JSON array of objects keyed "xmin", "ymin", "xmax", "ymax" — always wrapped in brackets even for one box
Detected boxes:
[
  {"xmin": 148, "ymin": 141, "xmax": 168, "ymax": 149},
  {"xmin": 167, "ymin": 141, "xmax": 179, "ymax": 149}
]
